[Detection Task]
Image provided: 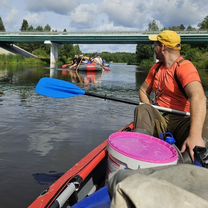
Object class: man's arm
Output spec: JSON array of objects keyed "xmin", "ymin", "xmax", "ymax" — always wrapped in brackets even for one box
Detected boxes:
[
  {"xmin": 139, "ymin": 81, "xmax": 152, "ymax": 104},
  {"xmin": 181, "ymin": 81, "xmax": 207, "ymax": 160}
]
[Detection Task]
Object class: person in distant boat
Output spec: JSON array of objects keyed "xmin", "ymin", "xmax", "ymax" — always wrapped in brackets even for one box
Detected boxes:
[
  {"xmin": 69, "ymin": 55, "xmax": 78, "ymax": 69},
  {"xmin": 77, "ymin": 54, "xmax": 83, "ymax": 64},
  {"xmin": 102, "ymin": 59, "xmax": 109, "ymax": 67},
  {"xmin": 92, "ymin": 54, "xmax": 103, "ymax": 65},
  {"xmin": 134, "ymin": 30, "xmax": 207, "ymax": 161},
  {"xmin": 69, "ymin": 55, "xmax": 83, "ymax": 69}
]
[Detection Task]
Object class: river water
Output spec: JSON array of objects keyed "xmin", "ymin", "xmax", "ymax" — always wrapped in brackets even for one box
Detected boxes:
[{"xmin": 0, "ymin": 63, "xmax": 147, "ymax": 207}]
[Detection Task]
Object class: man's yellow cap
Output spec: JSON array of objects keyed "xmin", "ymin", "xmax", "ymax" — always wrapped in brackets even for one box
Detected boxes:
[{"xmin": 149, "ymin": 30, "xmax": 181, "ymax": 50}]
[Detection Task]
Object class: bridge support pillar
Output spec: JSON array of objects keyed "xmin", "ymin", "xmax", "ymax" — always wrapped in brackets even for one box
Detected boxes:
[{"xmin": 44, "ymin": 40, "xmax": 61, "ymax": 69}]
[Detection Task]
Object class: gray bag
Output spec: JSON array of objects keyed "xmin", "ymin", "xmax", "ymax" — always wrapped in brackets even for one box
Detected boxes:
[{"xmin": 108, "ymin": 164, "xmax": 208, "ymax": 208}]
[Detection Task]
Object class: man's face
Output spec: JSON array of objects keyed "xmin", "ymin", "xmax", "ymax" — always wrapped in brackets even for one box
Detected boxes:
[{"xmin": 153, "ymin": 42, "xmax": 163, "ymax": 60}]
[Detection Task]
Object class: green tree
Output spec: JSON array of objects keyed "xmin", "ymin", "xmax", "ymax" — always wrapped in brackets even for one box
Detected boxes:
[
  {"xmin": 165, "ymin": 24, "xmax": 185, "ymax": 31},
  {"xmin": 136, "ymin": 44, "xmax": 153, "ymax": 62},
  {"xmin": 97, "ymin": 52, "xmax": 136, "ymax": 64},
  {"xmin": 179, "ymin": 24, "xmax": 185, "ymax": 31},
  {"xmin": 59, "ymin": 44, "xmax": 82, "ymax": 63},
  {"xmin": 73, "ymin": 45, "xmax": 81, "ymax": 55},
  {"xmin": 198, "ymin": 16, "xmax": 208, "ymax": 30},
  {"xmin": 44, "ymin": 24, "xmax": 51, "ymax": 31},
  {"xmin": 0, "ymin": 17, "xmax": 6, "ymax": 31},
  {"xmin": 28, "ymin": 25, "xmax": 34, "ymax": 31},
  {"xmin": 20, "ymin": 19, "xmax": 29, "ymax": 31},
  {"xmin": 148, "ymin": 20, "xmax": 159, "ymax": 31},
  {"xmin": 186, "ymin": 25, "xmax": 196, "ymax": 31},
  {"xmin": 35, "ymin": 26, "xmax": 43, "ymax": 31}
]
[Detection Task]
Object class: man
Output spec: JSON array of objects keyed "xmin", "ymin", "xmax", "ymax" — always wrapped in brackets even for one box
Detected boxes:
[
  {"xmin": 134, "ymin": 30, "xmax": 207, "ymax": 161},
  {"xmin": 93, "ymin": 54, "xmax": 103, "ymax": 65}
]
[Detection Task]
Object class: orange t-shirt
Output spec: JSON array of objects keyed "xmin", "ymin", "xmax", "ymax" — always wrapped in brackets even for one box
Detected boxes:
[{"xmin": 145, "ymin": 57, "xmax": 201, "ymax": 112}]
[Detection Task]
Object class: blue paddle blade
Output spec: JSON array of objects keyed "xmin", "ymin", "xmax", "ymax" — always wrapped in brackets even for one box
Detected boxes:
[{"xmin": 36, "ymin": 77, "xmax": 86, "ymax": 98}]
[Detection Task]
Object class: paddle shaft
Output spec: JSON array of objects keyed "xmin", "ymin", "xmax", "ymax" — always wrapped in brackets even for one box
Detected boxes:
[
  {"xmin": 85, "ymin": 91, "xmax": 190, "ymax": 116},
  {"xmin": 99, "ymin": 63, "xmax": 110, "ymax": 71},
  {"xmin": 92, "ymin": 60, "xmax": 109, "ymax": 71},
  {"xmin": 75, "ymin": 57, "xmax": 83, "ymax": 72}
]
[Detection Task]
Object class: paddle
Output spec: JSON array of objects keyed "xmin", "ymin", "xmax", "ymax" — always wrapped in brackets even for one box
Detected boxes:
[
  {"xmin": 92, "ymin": 57, "xmax": 110, "ymax": 71},
  {"xmin": 96, "ymin": 62, "xmax": 110, "ymax": 71},
  {"xmin": 61, "ymin": 63, "xmax": 71, "ymax": 69},
  {"xmin": 75, "ymin": 56, "xmax": 83, "ymax": 73},
  {"xmin": 61, "ymin": 61, "xmax": 73, "ymax": 69},
  {"xmin": 36, "ymin": 77, "xmax": 190, "ymax": 116}
]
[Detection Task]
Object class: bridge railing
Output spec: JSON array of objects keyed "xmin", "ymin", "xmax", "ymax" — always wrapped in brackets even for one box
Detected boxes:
[
  {"xmin": 0, "ymin": 30, "xmax": 208, "ymax": 36},
  {"xmin": 0, "ymin": 31, "xmax": 208, "ymax": 45}
]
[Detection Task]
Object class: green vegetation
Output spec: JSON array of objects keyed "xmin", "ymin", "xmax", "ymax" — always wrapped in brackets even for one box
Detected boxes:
[
  {"xmin": 136, "ymin": 43, "xmax": 208, "ymax": 71},
  {"xmin": 58, "ymin": 44, "xmax": 82, "ymax": 65},
  {"xmin": 136, "ymin": 17, "xmax": 208, "ymax": 70},
  {"xmin": 20, "ymin": 19, "xmax": 52, "ymax": 32},
  {"xmin": 0, "ymin": 17, "xmax": 5, "ymax": 31},
  {"xmin": 0, "ymin": 54, "xmax": 45, "ymax": 66},
  {"xmin": 85, "ymin": 52, "xmax": 136, "ymax": 64}
]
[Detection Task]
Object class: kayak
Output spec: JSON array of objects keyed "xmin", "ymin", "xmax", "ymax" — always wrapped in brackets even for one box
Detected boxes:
[
  {"xmin": 72, "ymin": 63, "xmax": 103, "ymax": 71},
  {"xmin": 28, "ymin": 117, "xmax": 207, "ymax": 208},
  {"xmin": 28, "ymin": 123, "xmax": 134, "ymax": 208}
]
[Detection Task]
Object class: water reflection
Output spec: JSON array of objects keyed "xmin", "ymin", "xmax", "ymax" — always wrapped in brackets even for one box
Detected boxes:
[
  {"xmin": 56, "ymin": 68, "xmax": 103, "ymax": 89},
  {"xmin": 0, "ymin": 65, "xmax": 48, "ymax": 85},
  {"xmin": 32, "ymin": 171, "xmax": 63, "ymax": 185},
  {"xmin": 135, "ymin": 66, "xmax": 148, "ymax": 90},
  {"xmin": 49, "ymin": 68, "xmax": 57, "ymax": 78}
]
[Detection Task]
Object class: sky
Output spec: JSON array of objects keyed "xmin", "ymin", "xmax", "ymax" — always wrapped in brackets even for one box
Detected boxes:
[{"xmin": 1, "ymin": 0, "xmax": 208, "ymax": 52}]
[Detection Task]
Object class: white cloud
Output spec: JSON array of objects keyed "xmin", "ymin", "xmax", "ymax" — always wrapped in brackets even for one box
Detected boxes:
[
  {"xmin": 3, "ymin": 0, "xmax": 208, "ymax": 32},
  {"xmin": 1, "ymin": 0, "xmax": 208, "ymax": 51},
  {"xmin": 27, "ymin": 0, "xmax": 76, "ymax": 15},
  {"xmin": 0, "ymin": 0, "xmax": 12, "ymax": 26},
  {"xmin": 22, "ymin": 11, "xmax": 71, "ymax": 32},
  {"xmin": 101, "ymin": 0, "xmax": 148, "ymax": 29},
  {"xmin": 24, "ymin": 13, "xmax": 45, "ymax": 28},
  {"xmin": 151, "ymin": 0, "xmax": 205, "ymax": 28},
  {"xmin": 1, "ymin": 0, "xmax": 10, "ymax": 8},
  {"xmin": 100, "ymin": 0, "xmax": 208, "ymax": 30},
  {"xmin": 69, "ymin": 1, "xmax": 149, "ymax": 31},
  {"xmin": 69, "ymin": 4, "xmax": 99, "ymax": 29},
  {"xmin": 4, "ymin": 9, "xmax": 20, "ymax": 31},
  {"xmin": 93, "ymin": 21, "xmax": 137, "ymax": 32}
]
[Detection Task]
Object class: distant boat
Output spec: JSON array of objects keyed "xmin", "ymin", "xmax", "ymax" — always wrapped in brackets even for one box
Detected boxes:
[
  {"xmin": 73, "ymin": 63, "xmax": 103, "ymax": 71},
  {"xmin": 70, "ymin": 63, "xmax": 110, "ymax": 72}
]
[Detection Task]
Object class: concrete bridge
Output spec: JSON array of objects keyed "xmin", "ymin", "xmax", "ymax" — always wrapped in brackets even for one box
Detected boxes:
[{"xmin": 0, "ymin": 31, "xmax": 208, "ymax": 68}]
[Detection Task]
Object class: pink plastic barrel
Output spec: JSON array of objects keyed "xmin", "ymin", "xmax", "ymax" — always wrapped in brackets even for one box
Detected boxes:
[{"xmin": 107, "ymin": 132, "xmax": 178, "ymax": 175}]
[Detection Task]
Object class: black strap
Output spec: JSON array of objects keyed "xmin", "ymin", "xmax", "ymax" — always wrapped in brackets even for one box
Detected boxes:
[
  {"xmin": 153, "ymin": 59, "xmax": 187, "ymax": 98},
  {"xmin": 153, "ymin": 62, "xmax": 162, "ymax": 79},
  {"xmin": 174, "ymin": 59, "xmax": 188, "ymax": 98}
]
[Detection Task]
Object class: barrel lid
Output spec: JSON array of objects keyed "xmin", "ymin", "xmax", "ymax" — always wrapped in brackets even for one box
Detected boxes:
[{"xmin": 108, "ymin": 132, "xmax": 178, "ymax": 164}]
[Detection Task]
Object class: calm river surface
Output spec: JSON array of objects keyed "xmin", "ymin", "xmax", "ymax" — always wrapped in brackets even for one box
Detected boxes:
[{"xmin": 0, "ymin": 63, "xmax": 147, "ymax": 207}]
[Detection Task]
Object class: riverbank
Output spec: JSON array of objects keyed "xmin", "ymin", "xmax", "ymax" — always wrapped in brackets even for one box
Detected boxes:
[{"xmin": 0, "ymin": 54, "xmax": 46, "ymax": 66}]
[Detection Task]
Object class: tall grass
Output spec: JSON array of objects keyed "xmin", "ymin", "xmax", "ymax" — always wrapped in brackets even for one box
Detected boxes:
[{"xmin": 0, "ymin": 54, "xmax": 45, "ymax": 66}]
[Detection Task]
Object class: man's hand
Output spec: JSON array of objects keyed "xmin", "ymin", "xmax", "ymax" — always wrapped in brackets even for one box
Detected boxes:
[{"xmin": 181, "ymin": 136, "xmax": 205, "ymax": 161}]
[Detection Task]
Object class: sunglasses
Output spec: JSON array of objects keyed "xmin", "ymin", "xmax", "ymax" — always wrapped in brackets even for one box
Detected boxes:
[{"xmin": 152, "ymin": 42, "xmax": 163, "ymax": 49}]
